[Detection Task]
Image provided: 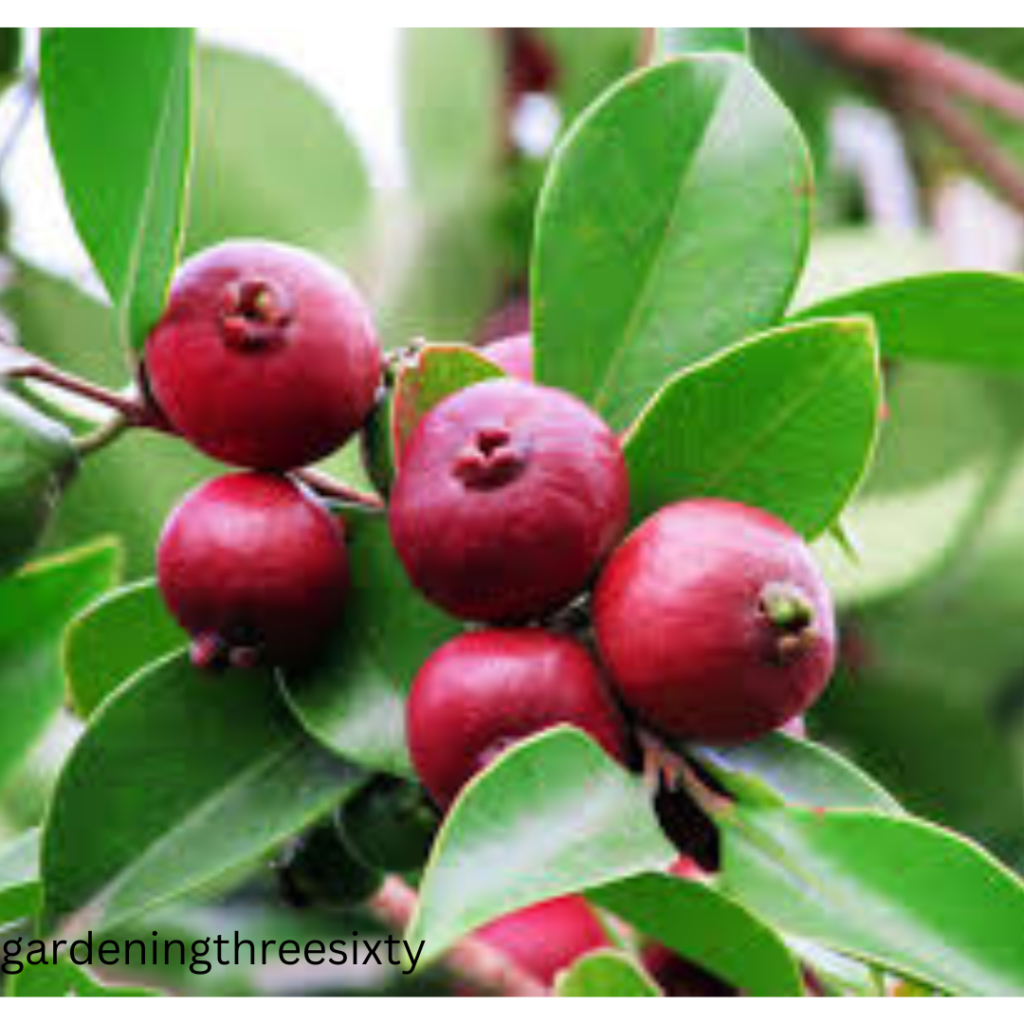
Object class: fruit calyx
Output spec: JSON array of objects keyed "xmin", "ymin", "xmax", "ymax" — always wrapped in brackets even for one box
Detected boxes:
[
  {"xmin": 759, "ymin": 582, "xmax": 817, "ymax": 665},
  {"xmin": 220, "ymin": 277, "xmax": 293, "ymax": 351},
  {"xmin": 452, "ymin": 426, "xmax": 528, "ymax": 490},
  {"xmin": 189, "ymin": 631, "xmax": 263, "ymax": 673}
]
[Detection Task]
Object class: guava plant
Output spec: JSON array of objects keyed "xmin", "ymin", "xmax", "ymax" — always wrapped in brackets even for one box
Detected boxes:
[{"xmin": 3, "ymin": 27, "xmax": 1024, "ymax": 998}]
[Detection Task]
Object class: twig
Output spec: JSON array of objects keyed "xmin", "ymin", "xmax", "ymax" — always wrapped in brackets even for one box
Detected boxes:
[
  {"xmin": 897, "ymin": 84, "xmax": 1024, "ymax": 217},
  {"xmin": 6, "ymin": 358, "xmax": 155, "ymax": 426},
  {"xmin": 369, "ymin": 876, "xmax": 548, "ymax": 997},
  {"xmin": 804, "ymin": 28, "xmax": 1024, "ymax": 126},
  {"xmin": 294, "ymin": 468, "xmax": 384, "ymax": 511}
]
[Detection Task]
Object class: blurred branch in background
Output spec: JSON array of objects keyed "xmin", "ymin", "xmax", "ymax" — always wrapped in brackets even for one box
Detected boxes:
[{"xmin": 805, "ymin": 27, "xmax": 1024, "ymax": 218}]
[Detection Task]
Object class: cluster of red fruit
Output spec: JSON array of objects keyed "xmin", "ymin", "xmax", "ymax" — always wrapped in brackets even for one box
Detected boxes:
[
  {"xmin": 148, "ymin": 238, "xmax": 835, "ymax": 774},
  {"xmin": 146, "ymin": 239, "xmax": 835, "ymax": 986}
]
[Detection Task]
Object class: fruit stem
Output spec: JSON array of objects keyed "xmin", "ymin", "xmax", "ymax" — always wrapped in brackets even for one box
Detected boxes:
[
  {"xmin": 7, "ymin": 358, "xmax": 158, "ymax": 428},
  {"xmin": 369, "ymin": 876, "xmax": 548, "ymax": 997},
  {"xmin": 295, "ymin": 468, "xmax": 385, "ymax": 511}
]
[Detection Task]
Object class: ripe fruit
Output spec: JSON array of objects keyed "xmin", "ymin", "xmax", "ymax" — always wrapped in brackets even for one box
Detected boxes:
[
  {"xmin": 390, "ymin": 378, "xmax": 629, "ymax": 623},
  {"xmin": 157, "ymin": 473, "xmax": 348, "ymax": 670},
  {"xmin": 407, "ymin": 629, "xmax": 631, "ymax": 807},
  {"xmin": 145, "ymin": 240, "xmax": 381, "ymax": 470},
  {"xmin": 475, "ymin": 896, "xmax": 609, "ymax": 987},
  {"xmin": 0, "ymin": 389, "xmax": 77, "ymax": 576},
  {"xmin": 482, "ymin": 333, "xmax": 533, "ymax": 380},
  {"xmin": 594, "ymin": 499, "xmax": 835, "ymax": 744}
]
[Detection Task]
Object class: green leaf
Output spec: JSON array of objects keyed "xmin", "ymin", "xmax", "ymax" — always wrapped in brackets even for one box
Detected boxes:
[
  {"xmin": 718, "ymin": 805, "xmax": 1024, "ymax": 995},
  {"xmin": 0, "ymin": 829, "xmax": 40, "ymax": 927},
  {"xmin": 41, "ymin": 29, "xmax": 195, "ymax": 347},
  {"xmin": 400, "ymin": 29, "xmax": 502, "ymax": 203},
  {"xmin": 9, "ymin": 958, "xmax": 158, "ymax": 997},
  {"xmin": 792, "ymin": 272, "xmax": 1024, "ymax": 371},
  {"xmin": 533, "ymin": 54, "xmax": 812, "ymax": 431},
  {"xmin": 282, "ymin": 513, "xmax": 459, "ymax": 777},
  {"xmin": 0, "ymin": 540, "xmax": 120, "ymax": 788},
  {"xmin": 409, "ymin": 727, "xmax": 674, "ymax": 959},
  {"xmin": 691, "ymin": 731, "xmax": 902, "ymax": 813},
  {"xmin": 42, "ymin": 651, "xmax": 360, "ymax": 936},
  {"xmin": 186, "ymin": 45, "xmax": 371, "ymax": 262},
  {"xmin": 592, "ymin": 873, "xmax": 803, "ymax": 995},
  {"xmin": 623, "ymin": 317, "xmax": 881, "ymax": 536},
  {"xmin": 659, "ymin": 28, "xmax": 750, "ymax": 56},
  {"xmin": 814, "ymin": 364, "xmax": 1014, "ymax": 607},
  {"xmin": 556, "ymin": 949, "xmax": 660, "ymax": 997},
  {"xmin": 813, "ymin": 676, "xmax": 1024, "ymax": 854},
  {"xmin": 63, "ymin": 579, "xmax": 185, "ymax": 718}
]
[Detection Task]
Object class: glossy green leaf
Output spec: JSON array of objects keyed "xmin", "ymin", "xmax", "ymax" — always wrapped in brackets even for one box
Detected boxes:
[
  {"xmin": 9, "ymin": 958, "xmax": 158, "ymax": 997},
  {"xmin": 409, "ymin": 727, "xmax": 674, "ymax": 959},
  {"xmin": 813, "ymin": 677, "xmax": 1024, "ymax": 854},
  {"xmin": 281, "ymin": 512, "xmax": 459, "ymax": 778},
  {"xmin": 592, "ymin": 873, "xmax": 803, "ymax": 996},
  {"xmin": 400, "ymin": 29, "xmax": 501, "ymax": 202},
  {"xmin": 659, "ymin": 28, "xmax": 750, "ymax": 56},
  {"xmin": 793, "ymin": 272, "xmax": 1024, "ymax": 371},
  {"xmin": 691, "ymin": 731, "xmax": 901, "ymax": 813},
  {"xmin": 63, "ymin": 579, "xmax": 185, "ymax": 718},
  {"xmin": 718, "ymin": 805, "xmax": 1024, "ymax": 995},
  {"xmin": 0, "ymin": 540, "xmax": 120, "ymax": 788},
  {"xmin": 0, "ymin": 829, "xmax": 40, "ymax": 927},
  {"xmin": 42, "ymin": 651, "xmax": 360, "ymax": 936},
  {"xmin": 556, "ymin": 949, "xmax": 660, "ymax": 997},
  {"xmin": 815, "ymin": 364, "xmax": 1014, "ymax": 608},
  {"xmin": 533, "ymin": 54, "xmax": 812, "ymax": 430},
  {"xmin": 624, "ymin": 318, "xmax": 880, "ymax": 535},
  {"xmin": 186, "ymin": 45, "xmax": 371, "ymax": 262},
  {"xmin": 41, "ymin": 29, "xmax": 195, "ymax": 347}
]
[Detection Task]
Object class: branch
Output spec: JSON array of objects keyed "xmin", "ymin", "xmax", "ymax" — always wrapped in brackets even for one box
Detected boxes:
[
  {"xmin": 897, "ymin": 84, "xmax": 1024, "ymax": 217},
  {"xmin": 805, "ymin": 28, "xmax": 1024, "ymax": 127},
  {"xmin": 369, "ymin": 876, "xmax": 549, "ymax": 997}
]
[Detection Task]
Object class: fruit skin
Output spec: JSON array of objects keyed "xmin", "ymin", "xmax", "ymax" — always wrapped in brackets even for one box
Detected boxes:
[
  {"xmin": 390, "ymin": 378, "xmax": 629, "ymax": 623},
  {"xmin": 475, "ymin": 896, "xmax": 610, "ymax": 988},
  {"xmin": 145, "ymin": 240, "xmax": 381, "ymax": 471},
  {"xmin": 594, "ymin": 499, "xmax": 836, "ymax": 745},
  {"xmin": 407, "ymin": 629, "xmax": 632, "ymax": 808},
  {"xmin": 157, "ymin": 473, "xmax": 348, "ymax": 669},
  {"xmin": 481, "ymin": 333, "xmax": 533, "ymax": 380},
  {"xmin": 0, "ymin": 389, "xmax": 77, "ymax": 576}
]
